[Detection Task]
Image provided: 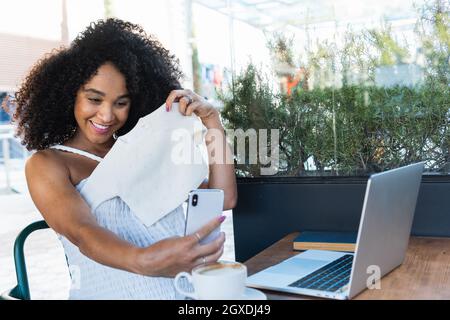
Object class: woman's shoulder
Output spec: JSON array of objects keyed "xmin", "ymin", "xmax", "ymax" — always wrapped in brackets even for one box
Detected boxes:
[{"xmin": 25, "ymin": 149, "xmax": 71, "ymax": 182}]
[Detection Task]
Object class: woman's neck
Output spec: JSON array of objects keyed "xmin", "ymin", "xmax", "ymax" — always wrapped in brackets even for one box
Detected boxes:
[{"xmin": 64, "ymin": 131, "xmax": 115, "ymax": 158}]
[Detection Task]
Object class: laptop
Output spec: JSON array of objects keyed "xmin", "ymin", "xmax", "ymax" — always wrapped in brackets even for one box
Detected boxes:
[{"xmin": 246, "ymin": 162, "xmax": 424, "ymax": 300}]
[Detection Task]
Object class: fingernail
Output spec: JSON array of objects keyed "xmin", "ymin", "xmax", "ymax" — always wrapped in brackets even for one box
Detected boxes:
[
  {"xmin": 166, "ymin": 104, "xmax": 169, "ymax": 112},
  {"xmin": 218, "ymin": 215, "xmax": 226, "ymax": 223}
]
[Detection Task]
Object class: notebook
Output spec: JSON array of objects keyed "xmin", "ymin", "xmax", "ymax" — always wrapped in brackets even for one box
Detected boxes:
[{"xmin": 293, "ymin": 231, "xmax": 357, "ymax": 252}]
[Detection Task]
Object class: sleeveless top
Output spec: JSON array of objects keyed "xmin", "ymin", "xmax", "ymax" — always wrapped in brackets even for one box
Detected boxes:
[{"xmin": 49, "ymin": 144, "xmax": 191, "ymax": 300}]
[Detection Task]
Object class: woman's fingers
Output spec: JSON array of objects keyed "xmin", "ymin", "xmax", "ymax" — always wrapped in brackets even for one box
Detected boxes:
[
  {"xmin": 194, "ymin": 243, "xmax": 225, "ymax": 268},
  {"xmin": 208, "ymin": 243, "xmax": 225, "ymax": 262},
  {"xmin": 165, "ymin": 89, "xmax": 194, "ymax": 111},
  {"xmin": 184, "ymin": 101, "xmax": 202, "ymax": 116},
  {"xmin": 165, "ymin": 89, "xmax": 210, "ymax": 120},
  {"xmin": 178, "ymin": 96, "xmax": 192, "ymax": 115},
  {"xmin": 190, "ymin": 215, "xmax": 225, "ymax": 244},
  {"xmin": 196, "ymin": 232, "xmax": 226, "ymax": 257},
  {"xmin": 165, "ymin": 89, "xmax": 187, "ymax": 109}
]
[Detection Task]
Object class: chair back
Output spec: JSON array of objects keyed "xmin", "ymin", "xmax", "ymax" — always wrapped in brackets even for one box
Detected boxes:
[{"xmin": 1, "ymin": 220, "xmax": 49, "ymax": 300}]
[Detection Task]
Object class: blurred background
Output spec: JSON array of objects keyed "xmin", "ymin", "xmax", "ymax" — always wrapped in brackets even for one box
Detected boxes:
[{"xmin": 0, "ymin": 0, "xmax": 448, "ymax": 299}]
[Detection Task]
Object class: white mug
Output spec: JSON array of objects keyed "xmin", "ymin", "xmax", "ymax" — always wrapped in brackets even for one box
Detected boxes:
[{"xmin": 174, "ymin": 260, "xmax": 247, "ymax": 300}]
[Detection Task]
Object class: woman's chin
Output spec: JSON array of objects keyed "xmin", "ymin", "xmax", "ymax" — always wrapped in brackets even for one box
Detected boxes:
[{"xmin": 88, "ymin": 134, "xmax": 114, "ymax": 145}]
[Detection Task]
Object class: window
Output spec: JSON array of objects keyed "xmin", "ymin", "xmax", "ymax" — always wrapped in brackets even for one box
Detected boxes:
[{"xmin": 193, "ymin": 0, "xmax": 449, "ymax": 177}]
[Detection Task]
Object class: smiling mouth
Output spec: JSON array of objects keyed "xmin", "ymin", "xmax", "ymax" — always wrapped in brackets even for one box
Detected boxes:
[{"xmin": 90, "ymin": 120, "xmax": 112, "ymax": 134}]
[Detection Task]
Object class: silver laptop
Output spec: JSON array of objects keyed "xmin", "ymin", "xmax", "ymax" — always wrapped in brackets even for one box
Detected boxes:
[{"xmin": 246, "ymin": 162, "xmax": 424, "ymax": 300}]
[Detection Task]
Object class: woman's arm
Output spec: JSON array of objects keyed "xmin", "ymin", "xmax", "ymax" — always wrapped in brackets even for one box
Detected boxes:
[
  {"xmin": 166, "ymin": 90, "xmax": 238, "ymax": 210},
  {"xmin": 202, "ymin": 116, "xmax": 238, "ymax": 210},
  {"xmin": 25, "ymin": 151, "xmax": 142, "ymax": 272},
  {"xmin": 25, "ymin": 151, "xmax": 225, "ymax": 277}
]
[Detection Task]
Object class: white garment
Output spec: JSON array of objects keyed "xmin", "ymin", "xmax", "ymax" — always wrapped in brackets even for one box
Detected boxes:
[
  {"xmin": 50, "ymin": 144, "xmax": 191, "ymax": 300},
  {"xmin": 81, "ymin": 103, "xmax": 209, "ymax": 227}
]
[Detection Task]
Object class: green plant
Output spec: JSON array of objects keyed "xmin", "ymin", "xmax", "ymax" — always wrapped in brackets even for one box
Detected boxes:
[{"xmin": 218, "ymin": 1, "xmax": 449, "ymax": 177}]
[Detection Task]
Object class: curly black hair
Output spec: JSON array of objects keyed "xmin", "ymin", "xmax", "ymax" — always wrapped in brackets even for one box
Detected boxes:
[{"xmin": 14, "ymin": 18, "xmax": 183, "ymax": 151}]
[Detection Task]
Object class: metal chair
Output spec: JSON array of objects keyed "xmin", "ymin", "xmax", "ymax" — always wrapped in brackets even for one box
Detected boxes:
[{"xmin": 0, "ymin": 220, "xmax": 49, "ymax": 300}]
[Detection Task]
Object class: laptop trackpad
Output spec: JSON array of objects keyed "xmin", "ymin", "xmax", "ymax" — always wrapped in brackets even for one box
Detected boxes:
[{"xmin": 267, "ymin": 257, "xmax": 328, "ymax": 277}]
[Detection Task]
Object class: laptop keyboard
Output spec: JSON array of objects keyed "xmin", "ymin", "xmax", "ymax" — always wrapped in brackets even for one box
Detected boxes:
[{"xmin": 288, "ymin": 254, "xmax": 354, "ymax": 292}]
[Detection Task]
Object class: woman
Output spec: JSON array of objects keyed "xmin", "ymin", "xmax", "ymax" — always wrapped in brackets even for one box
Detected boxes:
[{"xmin": 13, "ymin": 19, "xmax": 237, "ymax": 299}]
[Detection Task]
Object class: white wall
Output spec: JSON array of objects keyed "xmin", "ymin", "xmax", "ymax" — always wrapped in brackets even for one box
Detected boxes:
[
  {"xmin": 0, "ymin": 0, "xmax": 63, "ymax": 41},
  {"xmin": 112, "ymin": 0, "xmax": 193, "ymax": 89},
  {"xmin": 0, "ymin": 0, "xmax": 194, "ymax": 89},
  {"xmin": 193, "ymin": 3, "xmax": 271, "ymax": 73}
]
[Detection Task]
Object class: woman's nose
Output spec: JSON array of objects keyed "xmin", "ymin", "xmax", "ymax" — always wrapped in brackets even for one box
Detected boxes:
[{"xmin": 97, "ymin": 103, "xmax": 115, "ymax": 123}]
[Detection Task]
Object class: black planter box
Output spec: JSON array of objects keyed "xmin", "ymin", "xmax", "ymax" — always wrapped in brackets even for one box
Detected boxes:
[{"xmin": 232, "ymin": 175, "xmax": 450, "ymax": 262}]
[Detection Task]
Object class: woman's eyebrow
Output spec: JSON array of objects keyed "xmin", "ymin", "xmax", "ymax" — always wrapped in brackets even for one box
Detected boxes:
[
  {"xmin": 83, "ymin": 88, "xmax": 130, "ymax": 99},
  {"xmin": 83, "ymin": 88, "xmax": 105, "ymax": 96},
  {"xmin": 117, "ymin": 94, "xmax": 130, "ymax": 99}
]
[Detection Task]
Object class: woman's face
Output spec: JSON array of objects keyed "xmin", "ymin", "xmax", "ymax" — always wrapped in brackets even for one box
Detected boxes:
[{"xmin": 73, "ymin": 62, "xmax": 131, "ymax": 146}]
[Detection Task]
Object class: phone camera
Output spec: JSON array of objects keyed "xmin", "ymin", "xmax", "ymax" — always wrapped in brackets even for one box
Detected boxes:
[{"xmin": 192, "ymin": 194, "xmax": 198, "ymax": 207}]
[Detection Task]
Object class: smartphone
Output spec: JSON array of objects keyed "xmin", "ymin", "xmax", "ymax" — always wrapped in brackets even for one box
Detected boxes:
[{"xmin": 184, "ymin": 189, "xmax": 224, "ymax": 245}]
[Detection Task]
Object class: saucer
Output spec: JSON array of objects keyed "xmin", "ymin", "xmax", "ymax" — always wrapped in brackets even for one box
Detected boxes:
[
  {"xmin": 184, "ymin": 287, "xmax": 267, "ymax": 300},
  {"xmin": 239, "ymin": 287, "xmax": 267, "ymax": 300}
]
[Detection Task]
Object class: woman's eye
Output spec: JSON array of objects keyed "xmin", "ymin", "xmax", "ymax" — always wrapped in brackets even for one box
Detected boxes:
[
  {"xmin": 88, "ymin": 98, "xmax": 102, "ymax": 104},
  {"xmin": 117, "ymin": 101, "xmax": 130, "ymax": 107}
]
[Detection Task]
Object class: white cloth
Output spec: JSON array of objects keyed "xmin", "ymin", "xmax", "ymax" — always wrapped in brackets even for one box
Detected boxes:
[{"xmin": 81, "ymin": 103, "xmax": 208, "ymax": 226}]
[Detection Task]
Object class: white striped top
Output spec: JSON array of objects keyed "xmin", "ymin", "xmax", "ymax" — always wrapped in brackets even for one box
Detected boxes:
[{"xmin": 49, "ymin": 144, "xmax": 191, "ymax": 300}]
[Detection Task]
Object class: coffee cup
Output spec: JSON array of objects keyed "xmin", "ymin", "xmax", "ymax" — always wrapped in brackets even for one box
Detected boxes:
[{"xmin": 174, "ymin": 260, "xmax": 247, "ymax": 300}]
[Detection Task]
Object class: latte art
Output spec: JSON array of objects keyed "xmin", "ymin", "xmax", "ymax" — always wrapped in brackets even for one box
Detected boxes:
[{"xmin": 198, "ymin": 263, "xmax": 245, "ymax": 276}]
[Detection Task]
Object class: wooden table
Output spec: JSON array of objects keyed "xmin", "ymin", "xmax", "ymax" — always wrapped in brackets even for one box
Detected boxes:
[{"xmin": 244, "ymin": 233, "xmax": 450, "ymax": 300}]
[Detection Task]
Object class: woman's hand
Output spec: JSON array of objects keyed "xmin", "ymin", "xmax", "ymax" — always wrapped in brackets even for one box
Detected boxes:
[
  {"xmin": 135, "ymin": 215, "xmax": 226, "ymax": 278},
  {"xmin": 165, "ymin": 89, "xmax": 221, "ymax": 129}
]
